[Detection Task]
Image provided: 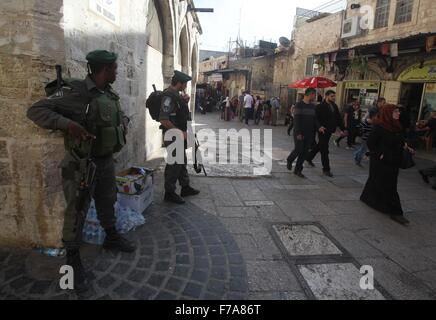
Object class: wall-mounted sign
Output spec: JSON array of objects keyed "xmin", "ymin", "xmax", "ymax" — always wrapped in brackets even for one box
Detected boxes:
[
  {"xmin": 345, "ymin": 81, "xmax": 380, "ymax": 90},
  {"xmin": 209, "ymin": 73, "xmax": 223, "ymax": 82},
  {"xmin": 419, "ymin": 83, "xmax": 436, "ymax": 120},
  {"xmin": 89, "ymin": 0, "xmax": 120, "ymax": 26},
  {"xmin": 398, "ymin": 60, "xmax": 436, "ymax": 82}
]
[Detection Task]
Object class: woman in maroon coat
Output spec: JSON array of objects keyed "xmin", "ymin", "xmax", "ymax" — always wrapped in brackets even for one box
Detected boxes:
[{"xmin": 361, "ymin": 104, "xmax": 414, "ymax": 226}]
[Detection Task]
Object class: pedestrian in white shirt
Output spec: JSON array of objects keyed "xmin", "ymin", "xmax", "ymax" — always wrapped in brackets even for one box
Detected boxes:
[{"xmin": 244, "ymin": 91, "xmax": 254, "ymax": 125}]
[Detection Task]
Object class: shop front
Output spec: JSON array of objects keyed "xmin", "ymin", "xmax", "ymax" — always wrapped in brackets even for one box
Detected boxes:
[
  {"xmin": 342, "ymin": 81, "xmax": 382, "ymax": 111},
  {"xmin": 398, "ymin": 59, "xmax": 436, "ymax": 122}
]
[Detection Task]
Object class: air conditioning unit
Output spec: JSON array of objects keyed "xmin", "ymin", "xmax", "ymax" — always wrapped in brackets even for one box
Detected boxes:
[{"xmin": 341, "ymin": 16, "xmax": 362, "ymax": 39}]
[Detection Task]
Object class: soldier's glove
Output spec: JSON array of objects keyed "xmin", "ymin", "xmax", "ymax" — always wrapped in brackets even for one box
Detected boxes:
[{"xmin": 67, "ymin": 121, "xmax": 95, "ymax": 141}]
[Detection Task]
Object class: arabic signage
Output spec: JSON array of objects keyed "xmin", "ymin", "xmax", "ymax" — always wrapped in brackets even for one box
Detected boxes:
[
  {"xmin": 89, "ymin": 0, "xmax": 120, "ymax": 26},
  {"xmin": 345, "ymin": 81, "xmax": 380, "ymax": 90},
  {"xmin": 398, "ymin": 60, "xmax": 436, "ymax": 82}
]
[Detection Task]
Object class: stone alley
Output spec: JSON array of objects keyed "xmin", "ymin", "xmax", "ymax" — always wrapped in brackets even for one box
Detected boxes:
[
  {"xmin": 2, "ymin": 0, "xmax": 436, "ymax": 305},
  {"xmin": 1, "ymin": 114, "xmax": 436, "ymax": 300}
]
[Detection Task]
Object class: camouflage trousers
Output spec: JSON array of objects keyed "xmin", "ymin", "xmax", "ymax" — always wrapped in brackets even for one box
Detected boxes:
[
  {"xmin": 60, "ymin": 153, "xmax": 117, "ymax": 249},
  {"xmin": 164, "ymin": 146, "xmax": 190, "ymax": 193}
]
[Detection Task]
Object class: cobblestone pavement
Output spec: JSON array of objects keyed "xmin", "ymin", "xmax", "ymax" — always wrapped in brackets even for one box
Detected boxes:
[
  {"xmin": 1, "ymin": 113, "xmax": 436, "ymax": 300},
  {"xmin": 0, "ymin": 200, "xmax": 247, "ymax": 300}
]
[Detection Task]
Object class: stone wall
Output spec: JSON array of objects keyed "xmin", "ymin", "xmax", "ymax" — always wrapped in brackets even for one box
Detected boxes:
[
  {"xmin": 272, "ymin": 12, "xmax": 343, "ymax": 106},
  {"xmin": 0, "ymin": 0, "xmax": 201, "ymax": 248},
  {"xmin": 344, "ymin": 0, "xmax": 436, "ymax": 49},
  {"xmin": 228, "ymin": 55, "xmax": 275, "ymax": 97},
  {"xmin": 0, "ymin": 0, "xmax": 66, "ymax": 247}
]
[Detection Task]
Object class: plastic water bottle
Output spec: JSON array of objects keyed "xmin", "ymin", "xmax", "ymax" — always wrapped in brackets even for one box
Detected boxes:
[{"xmin": 36, "ymin": 248, "xmax": 66, "ymax": 257}]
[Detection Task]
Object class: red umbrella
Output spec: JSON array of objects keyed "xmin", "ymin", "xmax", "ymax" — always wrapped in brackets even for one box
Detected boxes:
[{"xmin": 288, "ymin": 77, "xmax": 337, "ymax": 89}]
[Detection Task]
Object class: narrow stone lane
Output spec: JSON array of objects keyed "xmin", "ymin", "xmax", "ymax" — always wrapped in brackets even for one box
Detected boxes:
[
  {"xmin": 1, "ymin": 113, "xmax": 436, "ymax": 300},
  {"xmin": 187, "ymin": 114, "xmax": 436, "ymax": 300}
]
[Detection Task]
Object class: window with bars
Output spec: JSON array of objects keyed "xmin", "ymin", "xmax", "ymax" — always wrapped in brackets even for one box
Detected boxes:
[
  {"xmin": 394, "ymin": 0, "xmax": 414, "ymax": 24},
  {"xmin": 374, "ymin": 0, "xmax": 390, "ymax": 29}
]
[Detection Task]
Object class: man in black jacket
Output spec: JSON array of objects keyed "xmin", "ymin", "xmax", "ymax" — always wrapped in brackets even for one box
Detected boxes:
[
  {"xmin": 306, "ymin": 90, "xmax": 346, "ymax": 177},
  {"xmin": 287, "ymin": 88, "xmax": 326, "ymax": 178}
]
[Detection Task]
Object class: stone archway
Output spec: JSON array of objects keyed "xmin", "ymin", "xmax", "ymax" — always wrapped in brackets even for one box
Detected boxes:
[
  {"xmin": 154, "ymin": 0, "xmax": 176, "ymax": 87},
  {"xmin": 178, "ymin": 24, "xmax": 190, "ymax": 74},
  {"xmin": 144, "ymin": 0, "xmax": 176, "ymax": 158},
  {"xmin": 190, "ymin": 43, "xmax": 199, "ymax": 111}
]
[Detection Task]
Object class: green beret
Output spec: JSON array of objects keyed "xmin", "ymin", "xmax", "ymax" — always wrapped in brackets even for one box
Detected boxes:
[
  {"xmin": 173, "ymin": 70, "xmax": 192, "ymax": 83},
  {"xmin": 86, "ymin": 50, "xmax": 118, "ymax": 64}
]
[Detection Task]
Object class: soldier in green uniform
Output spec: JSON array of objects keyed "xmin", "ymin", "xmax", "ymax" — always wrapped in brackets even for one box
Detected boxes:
[
  {"xmin": 27, "ymin": 50, "xmax": 136, "ymax": 292},
  {"xmin": 160, "ymin": 71, "xmax": 200, "ymax": 205}
]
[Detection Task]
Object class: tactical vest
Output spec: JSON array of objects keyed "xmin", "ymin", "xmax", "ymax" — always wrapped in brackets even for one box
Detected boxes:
[
  {"xmin": 164, "ymin": 90, "xmax": 190, "ymax": 132},
  {"xmin": 64, "ymin": 89, "xmax": 126, "ymax": 158}
]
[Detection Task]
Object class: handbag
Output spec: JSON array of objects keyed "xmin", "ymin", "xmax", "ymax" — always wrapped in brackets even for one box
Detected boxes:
[{"xmin": 400, "ymin": 149, "xmax": 415, "ymax": 170}]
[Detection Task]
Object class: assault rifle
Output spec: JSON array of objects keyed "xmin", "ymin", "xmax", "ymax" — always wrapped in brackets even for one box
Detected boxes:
[
  {"xmin": 55, "ymin": 65, "xmax": 97, "ymax": 245},
  {"xmin": 193, "ymin": 134, "xmax": 207, "ymax": 177}
]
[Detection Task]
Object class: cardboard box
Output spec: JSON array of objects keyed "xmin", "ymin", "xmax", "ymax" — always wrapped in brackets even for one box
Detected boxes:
[
  {"xmin": 118, "ymin": 187, "xmax": 154, "ymax": 214},
  {"xmin": 116, "ymin": 167, "xmax": 154, "ymax": 195}
]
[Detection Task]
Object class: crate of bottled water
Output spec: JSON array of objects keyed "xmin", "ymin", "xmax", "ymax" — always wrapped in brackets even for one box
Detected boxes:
[
  {"xmin": 82, "ymin": 199, "xmax": 147, "ymax": 246},
  {"xmin": 82, "ymin": 201, "xmax": 106, "ymax": 245}
]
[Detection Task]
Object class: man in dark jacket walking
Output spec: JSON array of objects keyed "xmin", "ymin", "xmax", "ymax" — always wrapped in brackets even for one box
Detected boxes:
[
  {"xmin": 335, "ymin": 98, "xmax": 362, "ymax": 149},
  {"xmin": 287, "ymin": 88, "xmax": 326, "ymax": 178},
  {"xmin": 306, "ymin": 90, "xmax": 345, "ymax": 177}
]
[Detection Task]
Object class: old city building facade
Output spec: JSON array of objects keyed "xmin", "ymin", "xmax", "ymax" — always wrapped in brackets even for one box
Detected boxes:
[
  {"xmin": 0, "ymin": 0, "xmax": 201, "ymax": 247},
  {"xmin": 195, "ymin": 1, "xmax": 435, "ymax": 117},
  {"xmin": 273, "ymin": 0, "xmax": 436, "ymax": 120}
]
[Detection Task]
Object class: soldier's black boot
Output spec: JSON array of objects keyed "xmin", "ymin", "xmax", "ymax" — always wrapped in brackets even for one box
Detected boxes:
[
  {"xmin": 181, "ymin": 186, "xmax": 200, "ymax": 198},
  {"xmin": 66, "ymin": 249, "xmax": 90, "ymax": 293},
  {"xmin": 165, "ymin": 192, "xmax": 186, "ymax": 204},
  {"xmin": 103, "ymin": 228, "xmax": 136, "ymax": 253}
]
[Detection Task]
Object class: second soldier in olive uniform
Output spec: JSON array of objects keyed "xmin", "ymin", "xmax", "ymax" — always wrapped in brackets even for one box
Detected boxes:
[
  {"xmin": 160, "ymin": 71, "xmax": 200, "ymax": 204},
  {"xmin": 27, "ymin": 50, "xmax": 136, "ymax": 292}
]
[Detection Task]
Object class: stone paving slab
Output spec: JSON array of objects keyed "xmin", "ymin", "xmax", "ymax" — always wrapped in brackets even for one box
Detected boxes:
[
  {"xmin": 248, "ymin": 291, "xmax": 307, "ymax": 300},
  {"xmin": 246, "ymin": 261, "xmax": 302, "ymax": 292},
  {"xmin": 298, "ymin": 263, "xmax": 386, "ymax": 300},
  {"xmin": 209, "ymin": 184, "xmax": 244, "ymax": 207},
  {"xmin": 281, "ymin": 185, "xmax": 321, "ymax": 190},
  {"xmin": 275, "ymin": 200, "xmax": 316, "ymax": 222},
  {"xmin": 254, "ymin": 205, "xmax": 289, "ymax": 222},
  {"xmin": 216, "ymin": 206, "xmax": 259, "ymax": 218},
  {"xmin": 356, "ymin": 229, "xmax": 436, "ymax": 273},
  {"xmin": 326, "ymin": 229, "xmax": 386, "ymax": 259},
  {"xmin": 245, "ymin": 201, "xmax": 275, "ymax": 207},
  {"xmin": 233, "ymin": 235, "xmax": 264, "ymax": 261},
  {"xmin": 414, "ymin": 270, "xmax": 436, "ymax": 291},
  {"xmin": 273, "ymin": 225, "xmax": 343, "ymax": 257},
  {"xmin": 232, "ymin": 182, "xmax": 269, "ymax": 201},
  {"xmin": 357, "ymin": 257, "xmax": 436, "ymax": 300}
]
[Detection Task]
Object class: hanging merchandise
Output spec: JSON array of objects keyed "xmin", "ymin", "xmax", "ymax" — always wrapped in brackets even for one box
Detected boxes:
[
  {"xmin": 426, "ymin": 36, "xmax": 436, "ymax": 53},
  {"xmin": 330, "ymin": 52, "xmax": 338, "ymax": 63},
  {"xmin": 390, "ymin": 43, "xmax": 399, "ymax": 57},
  {"xmin": 381, "ymin": 43, "xmax": 390, "ymax": 56}
]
